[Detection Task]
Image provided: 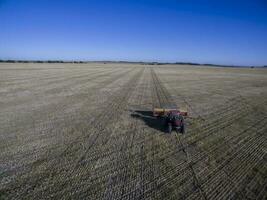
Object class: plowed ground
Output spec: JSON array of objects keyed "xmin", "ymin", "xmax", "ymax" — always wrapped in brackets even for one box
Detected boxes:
[{"xmin": 0, "ymin": 63, "xmax": 266, "ymax": 200}]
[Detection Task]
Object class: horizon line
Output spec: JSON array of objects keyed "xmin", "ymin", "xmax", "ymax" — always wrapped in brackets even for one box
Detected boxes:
[{"xmin": 0, "ymin": 59, "xmax": 266, "ymax": 68}]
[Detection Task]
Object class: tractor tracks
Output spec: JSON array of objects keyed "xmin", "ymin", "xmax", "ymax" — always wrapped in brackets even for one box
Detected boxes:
[
  {"xmin": 175, "ymin": 134, "xmax": 208, "ymax": 200},
  {"xmin": 101, "ymin": 68, "xmax": 151, "ymax": 200},
  {"xmin": 149, "ymin": 67, "xmax": 208, "ymax": 199},
  {"xmin": 4, "ymin": 68, "xmax": 144, "ymax": 199},
  {"xmin": 2, "ymin": 65, "xmax": 266, "ymax": 200},
  {"xmin": 49, "ymin": 68, "xmax": 145, "ymax": 197},
  {"xmin": 150, "ymin": 67, "xmax": 176, "ymax": 109},
  {"xmin": 145, "ymin": 67, "xmax": 267, "ymax": 199}
]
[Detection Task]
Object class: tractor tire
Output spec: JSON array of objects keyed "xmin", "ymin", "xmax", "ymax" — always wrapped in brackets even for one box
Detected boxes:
[
  {"xmin": 168, "ymin": 124, "xmax": 172, "ymax": 134},
  {"xmin": 180, "ymin": 124, "xmax": 185, "ymax": 134}
]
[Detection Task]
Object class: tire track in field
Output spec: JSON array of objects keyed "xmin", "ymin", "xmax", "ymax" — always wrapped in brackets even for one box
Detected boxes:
[
  {"xmin": 172, "ymin": 98, "xmax": 266, "ymax": 199},
  {"xmin": 63, "ymin": 68, "xmax": 152, "ymax": 199},
  {"xmin": 54, "ymin": 68, "xmax": 146, "ymax": 198},
  {"xmin": 149, "ymin": 67, "xmax": 208, "ymax": 199},
  {"xmin": 142, "ymin": 104, "xmax": 265, "ymax": 199},
  {"xmin": 177, "ymin": 100, "xmax": 266, "ymax": 199},
  {"xmin": 143, "ymin": 67, "xmax": 266, "ymax": 199},
  {"xmin": 33, "ymin": 68, "xmax": 144, "ymax": 199},
  {"xmin": 55, "ymin": 68, "xmax": 147, "ymax": 199},
  {"xmin": 74, "ymin": 68, "xmax": 146, "ymax": 164},
  {"xmin": 101, "ymin": 68, "xmax": 151, "ymax": 200},
  {"xmin": 150, "ymin": 67, "xmax": 176, "ymax": 109},
  {"xmin": 157, "ymin": 70, "xmax": 205, "ymax": 121},
  {"xmin": 175, "ymin": 134, "xmax": 208, "ymax": 200},
  {"xmin": 0, "ymin": 68, "xmax": 128, "ymax": 133},
  {"xmin": 0, "ymin": 68, "xmax": 135, "ymax": 168},
  {"xmin": 3, "ymin": 68, "xmax": 143, "ymax": 199}
]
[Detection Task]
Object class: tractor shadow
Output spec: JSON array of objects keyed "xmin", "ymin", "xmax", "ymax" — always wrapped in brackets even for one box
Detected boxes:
[{"xmin": 130, "ymin": 110, "xmax": 167, "ymax": 133}]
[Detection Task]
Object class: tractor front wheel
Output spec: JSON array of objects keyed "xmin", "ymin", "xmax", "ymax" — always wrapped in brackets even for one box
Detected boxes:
[{"xmin": 168, "ymin": 124, "xmax": 172, "ymax": 133}]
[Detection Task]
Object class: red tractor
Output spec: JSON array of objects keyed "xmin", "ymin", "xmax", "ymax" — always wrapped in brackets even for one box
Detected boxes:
[
  {"xmin": 153, "ymin": 108, "xmax": 187, "ymax": 134},
  {"xmin": 165, "ymin": 110, "xmax": 185, "ymax": 133}
]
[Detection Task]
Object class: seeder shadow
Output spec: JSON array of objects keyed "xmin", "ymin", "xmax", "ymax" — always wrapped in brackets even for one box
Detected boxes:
[{"xmin": 130, "ymin": 110, "xmax": 167, "ymax": 133}]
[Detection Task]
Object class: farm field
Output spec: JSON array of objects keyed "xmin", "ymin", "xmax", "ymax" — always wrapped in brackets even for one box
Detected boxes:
[{"xmin": 0, "ymin": 63, "xmax": 266, "ymax": 199}]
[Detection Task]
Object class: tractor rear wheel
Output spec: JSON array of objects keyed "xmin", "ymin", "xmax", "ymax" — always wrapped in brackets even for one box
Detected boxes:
[{"xmin": 180, "ymin": 124, "xmax": 185, "ymax": 134}]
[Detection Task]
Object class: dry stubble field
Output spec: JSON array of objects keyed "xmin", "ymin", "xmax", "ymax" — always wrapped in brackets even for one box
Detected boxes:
[{"xmin": 0, "ymin": 63, "xmax": 266, "ymax": 199}]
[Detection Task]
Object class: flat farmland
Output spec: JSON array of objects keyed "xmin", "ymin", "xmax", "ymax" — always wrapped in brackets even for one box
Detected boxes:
[{"xmin": 0, "ymin": 63, "xmax": 266, "ymax": 199}]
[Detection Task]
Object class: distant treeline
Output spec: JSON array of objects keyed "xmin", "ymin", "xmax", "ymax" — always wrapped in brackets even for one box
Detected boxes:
[
  {"xmin": 0, "ymin": 59, "xmax": 266, "ymax": 68},
  {"xmin": 0, "ymin": 60, "xmax": 85, "ymax": 64}
]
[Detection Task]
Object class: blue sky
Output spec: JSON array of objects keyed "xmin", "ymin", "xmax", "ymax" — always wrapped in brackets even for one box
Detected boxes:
[{"xmin": 0, "ymin": 0, "xmax": 267, "ymax": 66}]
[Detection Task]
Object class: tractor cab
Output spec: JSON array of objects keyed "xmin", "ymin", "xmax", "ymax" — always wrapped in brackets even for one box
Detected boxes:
[
  {"xmin": 152, "ymin": 107, "xmax": 187, "ymax": 134},
  {"xmin": 165, "ymin": 110, "xmax": 185, "ymax": 134}
]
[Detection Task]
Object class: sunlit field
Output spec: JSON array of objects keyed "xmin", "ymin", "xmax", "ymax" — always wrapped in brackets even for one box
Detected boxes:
[{"xmin": 1, "ymin": 63, "xmax": 266, "ymax": 199}]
